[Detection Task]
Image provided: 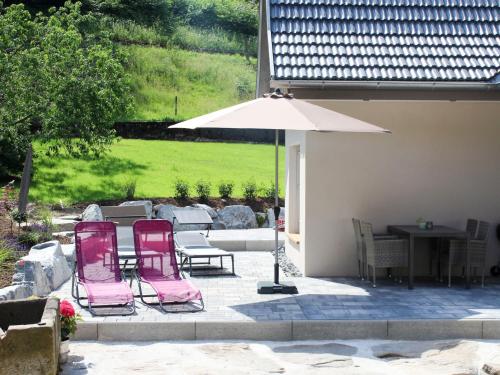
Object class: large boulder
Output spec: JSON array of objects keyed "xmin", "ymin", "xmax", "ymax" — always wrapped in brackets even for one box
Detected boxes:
[
  {"xmin": 155, "ymin": 204, "xmax": 212, "ymax": 231},
  {"xmin": 81, "ymin": 204, "xmax": 103, "ymax": 221},
  {"xmin": 119, "ymin": 200, "xmax": 153, "ymax": 219},
  {"xmin": 18, "ymin": 241, "xmax": 72, "ymax": 296},
  {"xmin": 218, "ymin": 205, "xmax": 257, "ymax": 229},
  {"xmin": 191, "ymin": 204, "xmax": 226, "ymax": 230}
]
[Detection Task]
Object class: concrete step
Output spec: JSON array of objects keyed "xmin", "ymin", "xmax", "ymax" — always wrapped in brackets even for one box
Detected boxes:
[{"xmin": 73, "ymin": 319, "xmax": 500, "ymax": 341}]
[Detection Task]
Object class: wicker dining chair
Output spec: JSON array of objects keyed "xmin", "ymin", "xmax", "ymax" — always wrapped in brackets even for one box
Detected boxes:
[
  {"xmin": 353, "ymin": 218, "xmax": 402, "ymax": 280},
  {"xmin": 431, "ymin": 218, "xmax": 478, "ymax": 279},
  {"xmin": 359, "ymin": 221, "xmax": 408, "ymax": 287},
  {"xmin": 442, "ymin": 220, "xmax": 490, "ymax": 287}
]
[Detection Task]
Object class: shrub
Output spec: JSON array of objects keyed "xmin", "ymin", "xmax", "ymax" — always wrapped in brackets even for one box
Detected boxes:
[
  {"xmin": 262, "ymin": 182, "xmax": 279, "ymax": 200},
  {"xmin": 218, "ymin": 181, "xmax": 234, "ymax": 199},
  {"xmin": 195, "ymin": 180, "xmax": 211, "ymax": 201},
  {"xmin": 242, "ymin": 180, "xmax": 257, "ymax": 201},
  {"xmin": 256, "ymin": 213, "xmax": 266, "ymax": 228},
  {"xmin": 120, "ymin": 178, "xmax": 137, "ymax": 200},
  {"xmin": 174, "ymin": 179, "xmax": 190, "ymax": 200}
]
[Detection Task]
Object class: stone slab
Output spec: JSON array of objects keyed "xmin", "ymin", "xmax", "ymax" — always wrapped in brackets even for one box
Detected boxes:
[
  {"xmin": 482, "ymin": 320, "xmax": 500, "ymax": 339},
  {"xmin": 387, "ymin": 319, "xmax": 482, "ymax": 340},
  {"xmin": 195, "ymin": 321, "xmax": 293, "ymax": 341},
  {"xmin": 292, "ymin": 320, "xmax": 388, "ymax": 340},
  {"xmin": 72, "ymin": 322, "xmax": 98, "ymax": 341},
  {"xmin": 98, "ymin": 322, "xmax": 195, "ymax": 341}
]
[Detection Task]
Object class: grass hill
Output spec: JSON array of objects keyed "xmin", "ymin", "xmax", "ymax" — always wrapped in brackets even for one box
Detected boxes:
[{"xmin": 124, "ymin": 45, "xmax": 256, "ymax": 121}]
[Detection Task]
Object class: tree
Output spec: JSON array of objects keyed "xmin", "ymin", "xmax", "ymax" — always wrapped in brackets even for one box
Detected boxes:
[{"xmin": 0, "ymin": 1, "xmax": 133, "ymax": 180}]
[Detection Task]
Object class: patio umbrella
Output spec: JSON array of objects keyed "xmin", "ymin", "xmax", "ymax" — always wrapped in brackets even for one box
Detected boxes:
[{"xmin": 170, "ymin": 90, "xmax": 391, "ymax": 294}]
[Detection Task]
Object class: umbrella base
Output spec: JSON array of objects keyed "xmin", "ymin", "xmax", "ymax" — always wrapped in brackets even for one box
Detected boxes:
[{"xmin": 257, "ymin": 281, "xmax": 298, "ymax": 294}]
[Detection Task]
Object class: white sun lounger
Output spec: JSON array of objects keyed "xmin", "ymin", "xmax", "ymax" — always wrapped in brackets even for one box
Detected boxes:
[{"xmin": 175, "ymin": 231, "xmax": 235, "ymax": 276}]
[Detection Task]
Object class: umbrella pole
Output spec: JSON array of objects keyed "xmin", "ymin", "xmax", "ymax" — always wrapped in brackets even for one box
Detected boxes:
[
  {"xmin": 257, "ymin": 129, "xmax": 298, "ymax": 294},
  {"xmin": 274, "ymin": 129, "xmax": 280, "ymax": 285}
]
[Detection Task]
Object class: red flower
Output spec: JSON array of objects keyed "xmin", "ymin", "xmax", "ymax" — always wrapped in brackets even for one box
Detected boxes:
[{"xmin": 60, "ymin": 300, "xmax": 75, "ymax": 318}]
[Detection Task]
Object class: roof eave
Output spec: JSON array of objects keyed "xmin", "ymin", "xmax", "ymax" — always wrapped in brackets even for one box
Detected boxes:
[{"xmin": 271, "ymin": 79, "xmax": 500, "ymax": 91}]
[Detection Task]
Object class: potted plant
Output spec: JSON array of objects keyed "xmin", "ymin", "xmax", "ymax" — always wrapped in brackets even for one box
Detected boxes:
[
  {"xmin": 59, "ymin": 300, "xmax": 82, "ymax": 364},
  {"xmin": 416, "ymin": 217, "xmax": 426, "ymax": 230}
]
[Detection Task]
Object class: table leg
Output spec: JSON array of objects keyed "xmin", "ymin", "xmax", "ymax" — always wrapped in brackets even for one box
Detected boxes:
[
  {"xmin": 465, "ymin": 236, "xmax": 471, "ymax": 289},
  {"xmin": 408, "ymin": 235, "xmax": 414, "ymax": 290}
]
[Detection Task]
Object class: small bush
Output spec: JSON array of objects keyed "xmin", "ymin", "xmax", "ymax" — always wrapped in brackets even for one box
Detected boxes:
[
  {"xmin": 18, "ymin": 231, "xmax": 49, "ymax": 247},
  {"xmin": 10, "ymin": 209, "xmax": 27, "ymax": 226},
  {"xmin": 242, "ymin": 180, "xmax": 257, "ymax": 201},
  {"xmin": 262, "ymin": 182, "xmax": 279, "ymax": 200},
  {"xmin": 195, "ymin": 180, "xmax": 211, "ymax": 201},
  {"xmin": 218, "ymin": 181, "xmax": 234, "ymax": 199},
  {"xmin": 120, "ymin": 178, "xmax": 137, "ymax": 200},
  {"xmin": 174, "ymin": 179, "xmax": 190, "ymax": 200},
  {"xmin": 256, "ymin": 213, "xmax": 266, "ymax": 228}
]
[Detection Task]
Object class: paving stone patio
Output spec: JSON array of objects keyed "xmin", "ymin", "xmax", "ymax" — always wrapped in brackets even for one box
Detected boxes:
[{"xmin": 52, "ymin": 251, "xmax": 500, "ymax": 323}]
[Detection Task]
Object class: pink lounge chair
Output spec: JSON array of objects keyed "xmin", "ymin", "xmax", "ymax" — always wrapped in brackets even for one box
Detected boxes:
[
  {"xmin": 73, "ymin": 222, "xmax": 135, "ymax": 316},
  {"xmin": 133, "ymin": 220, "xmax": 204, "ymax": 312}
]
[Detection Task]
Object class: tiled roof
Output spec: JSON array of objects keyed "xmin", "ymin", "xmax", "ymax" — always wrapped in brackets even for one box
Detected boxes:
[{"xmin": 268, "ymin": 0, "xmax": 500, "ymax": 82}]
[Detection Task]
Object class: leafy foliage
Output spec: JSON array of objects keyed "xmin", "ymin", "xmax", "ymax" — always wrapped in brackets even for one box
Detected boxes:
[
  {"xmin": 195, "ymin": 180, "xmax": 211, "ymax": 201},
  {"xmin": 0, "ymin": 2, "xmax": 133, "ymax": 177},
  {"xmin": 120, "ymin": 177, "xmax": 137, "ymax": 199},
  {"xmin": 262, "ymin": 182, "xmax": 279, "ymax": 200},
  {"xmin": 242, "ymin": 180, "xmax": 257, "ymax": 201},
  {"xmin": 218, "ymin": 181, "xmax": 234, "ymax": 199},
  {"xmin": 174, "ymin": 179, "xmax": 190, "ymax": 200}
]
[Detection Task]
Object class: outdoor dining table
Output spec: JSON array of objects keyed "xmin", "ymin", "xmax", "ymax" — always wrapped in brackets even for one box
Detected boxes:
[{"xmin": 387, "ymin": 225, "xmax": 470, "ymax": 290}]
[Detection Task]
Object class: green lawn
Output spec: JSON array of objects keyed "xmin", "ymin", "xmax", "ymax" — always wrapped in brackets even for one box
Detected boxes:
[
  {"xmin": 30, "ymin": 139, "xmax": 284, "ymax": 204},
  {"xmin": 124, "ymin": 45, "xmax": 256, "ymax": 121}
]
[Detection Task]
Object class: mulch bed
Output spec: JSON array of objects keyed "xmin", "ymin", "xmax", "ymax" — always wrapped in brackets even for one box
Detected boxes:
[
  {"xmin": 0, "ymin": 215, "xmax": 21, "ymax": 289},
  {"xmin": 55, "ymin": 197, "xmax": 284, "ymax": 215}
]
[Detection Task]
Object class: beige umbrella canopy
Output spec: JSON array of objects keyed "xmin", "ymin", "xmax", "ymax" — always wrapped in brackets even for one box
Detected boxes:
[
  {"xmin": 170, "ymin": 91, "xmax": 390, "ymax": 294},
  {"xmin": 170, "ymin": 92, "xmax": 390, "ymax": 133}
]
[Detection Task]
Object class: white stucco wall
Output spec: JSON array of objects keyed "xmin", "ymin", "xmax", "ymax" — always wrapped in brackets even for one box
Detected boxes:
[{"xmin": 285, "ymin": 100, "xmax": 500, "ymax": 277}]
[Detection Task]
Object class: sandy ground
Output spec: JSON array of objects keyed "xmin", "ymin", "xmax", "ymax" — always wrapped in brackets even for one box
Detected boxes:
[{"xmin": 61, "ymin": 339, "xmax": 500, "ymax": 374}]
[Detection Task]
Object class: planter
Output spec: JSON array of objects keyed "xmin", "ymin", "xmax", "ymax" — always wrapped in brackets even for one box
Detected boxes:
[
  {"xmin": 0, "ymin": 297, "xmax": 60, "ymax": 375},
  {"xmin": 59, "ymin": 338, "xmax": 70, "ymax": 364}
]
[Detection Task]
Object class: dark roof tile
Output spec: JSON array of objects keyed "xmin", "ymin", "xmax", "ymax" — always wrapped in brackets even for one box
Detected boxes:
[{"xmin": 269, "ymin": 0, "xmax": 499, "ymax": 81}]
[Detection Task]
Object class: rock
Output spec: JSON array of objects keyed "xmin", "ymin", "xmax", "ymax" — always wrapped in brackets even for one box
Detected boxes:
[
  {"xmin": 20, "ymin": 241, "xmax": 72, "ymax": 296},
  {"xmin": 483, "ymin": 362, "xmax": 500, "ymax": 375},
  {"xmin": 218, "ymin": 205, "xmax": 257, "ymax": 229},
  {"xmin": 192, "ymin": 204, "xmax": 226, "ymax": 230},
  {"xmin": 119, "ymin": 200, "xmax": 153, "ymax": 219},
  {"xmin": 155, "ymin": 204, "xmax": 213, "ymax": 231},
  {"xmin": 81, "ymin": 204, "xmax": 103, "ymax": 221},
  {"xmin": 155, "ymin": 204, "xmax": 176, "ymax": 222},
  {"xmin": 266, "ymin": 207, "xmax": 285, "ymax": 228},
  {"xmin": 0, "ymin": 284, "xmax": 33, "ymax": 301},
  {"xmin": 61, "ymin": 244, "xmax": 76, "ymax": 268}
]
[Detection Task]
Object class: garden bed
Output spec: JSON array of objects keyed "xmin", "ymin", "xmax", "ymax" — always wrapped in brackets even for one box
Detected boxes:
[{"xmin": 56, "ymin": 196, "xmax": 284, "ymax": 216}]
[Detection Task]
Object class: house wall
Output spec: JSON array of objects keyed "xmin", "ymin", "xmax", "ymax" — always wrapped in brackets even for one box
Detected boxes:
[{"xmin": 285, "ymin": 100, "xmax": 500, "ymax": 277}]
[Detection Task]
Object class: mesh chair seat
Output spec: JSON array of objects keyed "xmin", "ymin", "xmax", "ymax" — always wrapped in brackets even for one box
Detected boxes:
[
  {"xmin": 144, "ymin": 278, "xmax": 202, "ymax": 303},
  {"xmin": 83, "ymin": 281, "xmax": 134, "ymax": 305}
]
